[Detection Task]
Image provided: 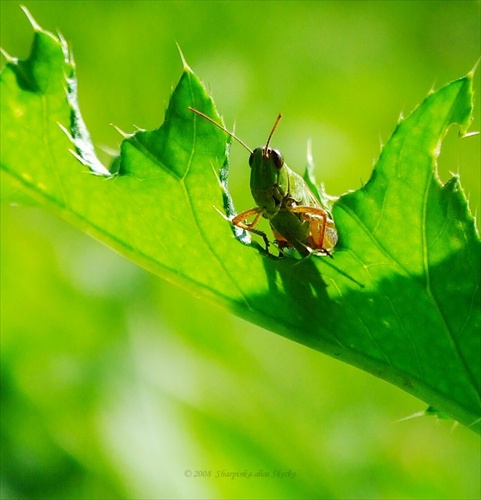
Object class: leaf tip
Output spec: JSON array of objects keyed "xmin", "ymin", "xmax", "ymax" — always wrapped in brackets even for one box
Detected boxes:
[
  {"xmin": 57, "ymin": 30, "xmax": 72, "ymax": 63},
  {"xmin": 378, "ymin": 135, "xmax": 384, "ymax": 151},
  {"xmin": 176, "ymin": 42, "xmax": 191, "ymax": 72},
  {"xmin": 57, "ymin": 122, "xmax": 73, "ymax": 141},
  {"xmin": 394, "ymin": 406, "xmax": 450, "ymax": 424},
  {"xmin": 459, "ymin": 129, "xmax": 479, "ymax": 139},
  {"xmin": 305, "ymin": 138, "xmax": 313, "ymax": 166},
  {"xmin": 20, "ymin": 5, "xmax": 41, "ymax": 32},
  {"xmin": 468, "ymin": 57, "xmax": 480, "ymax": 78},
  {"xmin": 111, "ymin": 123, "xmax": 133, "ymax": 139},
  {"xmin": 0, "ymin": 47, "xmax": 16, "ymax": 64}
]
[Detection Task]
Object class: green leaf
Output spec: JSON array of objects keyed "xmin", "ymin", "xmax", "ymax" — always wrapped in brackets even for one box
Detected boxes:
[{"xmin": 1, "ymin": 13, "xmax": 479, "ymax": 433}]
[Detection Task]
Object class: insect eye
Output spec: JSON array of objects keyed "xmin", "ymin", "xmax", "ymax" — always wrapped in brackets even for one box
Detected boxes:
[
  {"xmin": 271, "ymin": 149, "xmax": 284, "ymax": 170},
  {"xmin": 248, "ymin": 152, "xmax": 254, "ymax": 167}
]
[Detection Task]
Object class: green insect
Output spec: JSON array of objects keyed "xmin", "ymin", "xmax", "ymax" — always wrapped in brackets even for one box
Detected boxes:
[{"xmin": 189, "ymin": 108, "xmax": 338, "ymax": 257}]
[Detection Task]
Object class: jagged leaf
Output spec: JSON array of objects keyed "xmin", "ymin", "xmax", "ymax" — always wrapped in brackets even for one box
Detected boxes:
[{"xmin": 1, "ymin": 14, "xmax": 479, "ymax": 432}]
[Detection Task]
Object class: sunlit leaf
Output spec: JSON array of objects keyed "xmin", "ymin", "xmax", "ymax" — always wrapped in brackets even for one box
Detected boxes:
[{"xmin": 1, "ymin": 13, "xmax": 479, "ymax": 433}]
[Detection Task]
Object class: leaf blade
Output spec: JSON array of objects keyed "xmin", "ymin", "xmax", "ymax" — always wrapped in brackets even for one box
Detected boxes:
[{"xmin": 1, "ymin": 15, "xmax": 479, "ymax": 432}]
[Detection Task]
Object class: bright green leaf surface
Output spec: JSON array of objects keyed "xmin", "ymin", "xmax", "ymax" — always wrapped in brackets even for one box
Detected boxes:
[{"xmin": 1, "ymin": 18, "xmax": 479, "ymax": 433}]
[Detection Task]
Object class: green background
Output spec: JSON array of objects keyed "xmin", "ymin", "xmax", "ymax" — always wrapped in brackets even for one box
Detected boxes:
[{"xmin": 1, "ymin": 1, "xmax": 480, "ymax": 499}]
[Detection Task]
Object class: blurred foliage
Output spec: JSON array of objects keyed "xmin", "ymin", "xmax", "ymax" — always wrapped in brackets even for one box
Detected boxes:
[{"xmin": 1, "ymin": 1, "xmax": 480, "ymax": 499}]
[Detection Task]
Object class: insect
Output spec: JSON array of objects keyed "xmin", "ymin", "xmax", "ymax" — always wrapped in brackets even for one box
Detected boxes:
[{"xmin": 189, "ymin": 108, "xmax": 338, "ymax": 257}]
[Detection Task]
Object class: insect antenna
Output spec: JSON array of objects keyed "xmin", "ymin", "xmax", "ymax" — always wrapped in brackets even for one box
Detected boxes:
[
  {"xmin": 188, "ymin": 107, "xmax": 252, "ymax": 154},
  {"xmin": 264, "ymin": 114, "xmax": 282, "ymax": 149}
]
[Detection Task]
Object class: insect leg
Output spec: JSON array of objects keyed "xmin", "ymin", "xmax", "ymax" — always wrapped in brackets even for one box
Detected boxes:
[
  {"xmin": 288, "ymin": 205, "xmax": 335, "ymax": 255},
  {"xmin": 270, "ymin": 227, "xmax": 292, "ymax": 257},
  {"xmin": 289, "ymin": 205, "xmax": 327, "ymax": 240},
  {"xmin": 232, "ymin": 208, "xmax": 271, "ymax": 252}
]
